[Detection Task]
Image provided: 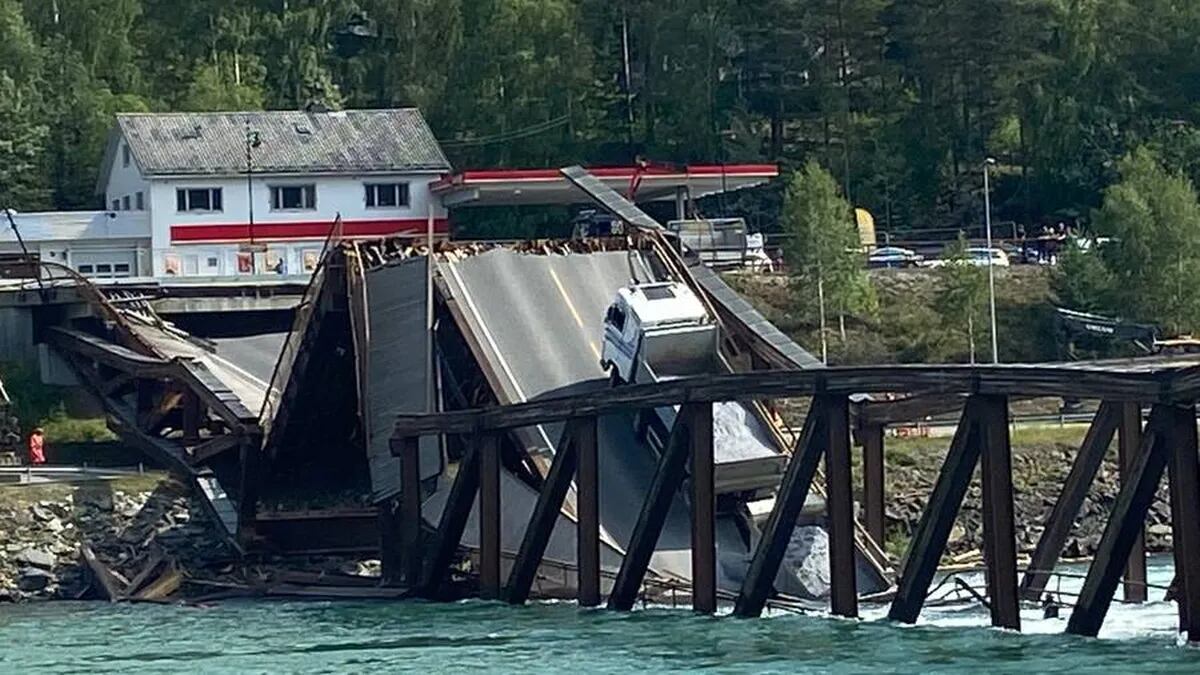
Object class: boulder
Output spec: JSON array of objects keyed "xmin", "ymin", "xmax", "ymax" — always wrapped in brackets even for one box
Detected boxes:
[
  {"xmin": 29, "ymin": 504, "xmax": 55, "ymax": 522},
  {"xmin": 16, "ymin": 568, "xmax": 54, "ymax": 592},
  {"xmin": 13, "ymin": 548, "xmax": 55, "ymax": 569}
]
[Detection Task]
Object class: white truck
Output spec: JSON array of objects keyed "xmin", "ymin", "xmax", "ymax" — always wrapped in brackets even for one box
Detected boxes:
[{"xmin": 600, "ymin": 281, "xmax": 786, "ymax": 498}]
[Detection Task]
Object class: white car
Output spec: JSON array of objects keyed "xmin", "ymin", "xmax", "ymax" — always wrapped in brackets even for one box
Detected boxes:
[
  {"xmin": 966, "ymin": 247, "xmax": 1010, "ymax": 267},
  {"xmin": 868, "ymin": 246, "xmax": 924, "ymax": 268},
  {"xmin": 928, "ymin": 247, "xmax": 1011, "ymax": 268}
]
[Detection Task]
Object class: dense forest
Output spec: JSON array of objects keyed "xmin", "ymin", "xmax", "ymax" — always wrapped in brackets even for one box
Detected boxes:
[{"xmin": 3, "ymin": 0, "xmax": 1200, "ymax": 240}]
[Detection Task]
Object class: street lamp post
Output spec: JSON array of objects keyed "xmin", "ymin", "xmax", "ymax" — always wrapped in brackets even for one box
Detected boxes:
[
  {"xmin": 984, "ymin": 157, "xmax": 999, "ymax": 364},
  {"xmin": 245, "ymin": 120, "xmax": 262, "ymax": 273}
]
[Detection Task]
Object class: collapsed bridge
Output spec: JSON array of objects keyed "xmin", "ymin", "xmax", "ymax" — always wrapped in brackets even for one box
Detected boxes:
[{"xmin": 38, "ymin": 165, "xmax": 892, "ymax": 606}]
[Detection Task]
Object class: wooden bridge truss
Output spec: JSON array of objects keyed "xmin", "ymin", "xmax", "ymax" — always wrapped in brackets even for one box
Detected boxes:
[{"xmin": 391, "ymin": 360, "xmax": 1200, "ymax": 641}]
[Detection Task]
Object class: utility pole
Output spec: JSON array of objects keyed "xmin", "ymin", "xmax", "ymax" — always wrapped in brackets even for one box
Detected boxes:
[
  {"xmin": 245, "ymin": 119, "xmax": 262, "ymax": 273},
  {"xmin": 984, "ymin": 157, "xmax": 999, "ymax": 364},
  {"xmin": 4, "ymin": 208, "xmax": 48, "ymax": 303}
]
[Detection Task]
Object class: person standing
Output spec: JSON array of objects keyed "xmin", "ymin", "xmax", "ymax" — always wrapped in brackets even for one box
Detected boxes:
[{"xmin": 28, "ymin": 427, "xmax": 45, "ymax": 465}]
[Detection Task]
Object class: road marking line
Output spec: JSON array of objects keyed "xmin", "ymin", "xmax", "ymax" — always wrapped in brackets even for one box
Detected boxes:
[{"xmin": 548, "ymin": 267, "xmax": 601, "ymax": 360}]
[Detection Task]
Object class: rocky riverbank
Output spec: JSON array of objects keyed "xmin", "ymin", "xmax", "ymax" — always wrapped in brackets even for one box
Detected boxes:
[
  {"xmin": 0, "ymin": 474, "xmax": 384, "ymax": 604},
  {"xmin": 0, "ymin": 475, "xmax": 231, "ymax": 601},
  {"xmin": 877, "ymin": 426, "xmax": 1174, "ymax": 564}
]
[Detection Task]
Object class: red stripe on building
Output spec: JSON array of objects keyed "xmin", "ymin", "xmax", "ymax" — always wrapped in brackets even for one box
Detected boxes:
[{"xmin": 170, "ymin": 218, "xmax": 449, "ymax": 243}]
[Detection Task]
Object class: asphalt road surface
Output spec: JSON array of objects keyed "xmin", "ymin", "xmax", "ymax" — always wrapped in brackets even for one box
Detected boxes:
[{"xmin": 438, "ymin": 248, "xmax": 764, "ymax": 586}]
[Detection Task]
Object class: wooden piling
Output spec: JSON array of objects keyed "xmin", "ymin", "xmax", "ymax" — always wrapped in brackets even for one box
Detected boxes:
[
  {"xmin": 1118, "ymin": 402, "xmax": 1147, "ymax": 603},
  {"xmin": 688, "ymin": 402, "xmax": 717, "ymax": 614},
  {"xmin": 978, "ymin": 394, "xmax": 1020, "ymax": 630},
  {"xmin": 825, "ymin": 395, "xmax": 858, "ymax": 618},
  {"xmin": 888, "ymin": 399, "xmax": 983, "ymax": 624},
  {"xmin": 1067, "ymin": 406, "xmax": 1170, "ymax": 638},
  {"xmin": 576, "ymin": 416, "xmax": 601, "ymax": 607},
  {"xmin": 479, "ymin": 433, "xmax": 502, "ymax": 600},
  {"xmin": 1021, "ymin": 401, "xmax": 1119, "ymax": 601},
  {"xmin": 397, "ymin": 435, "xmax": 423, "ymax": 588},
  {"xmin": 861, "ymin": 423, "xmax": 886, "ymax": 549},
  {"xmin": 236, "ymin": 434, "xmax": 260, "ymax": 545},
  {"xmin": 1166, "ymin": 403, "xmax": 1200, "ymax": 641},
  {"xmin": 733, "ymin": 399, "xmax": 828, "ymax": 618}
]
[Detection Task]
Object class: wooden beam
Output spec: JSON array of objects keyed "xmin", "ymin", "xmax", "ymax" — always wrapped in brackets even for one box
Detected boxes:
[
  {"xmin": 608, "ymin": 412, "xmax": 692, "ymax": 611},
  {"xmin": 825, "ymin": 395, "xmax": 858, "ymax": 618},
  {"xmin": 733, "ymin": 399, "xmax": 828, "ymax": 618},
  {"xmin": 977, "ymin": 394, "xmax": 1020, "ymax": 630},
  {"xmin": 1067, "ymin": 406, "xmax": 1171, "ymax": 638},
  {"xmin": 394, "ymin": 435, "xmax": 423, "ymax": 588},
  {"xmin": 181, "ymin": 392, "xmax": 203, "ymax": 440},
  {"xmin": 1119, "ymin": 402, "xmax": 1147, "ymax": 603},
  {"xmin": 421, "ymin": 442, "xmax": 480, "ymax": 597},
  {"xmin": 688, "ymin": 402, "xmax": 717, "ymax": 614},
  {"xmin": 479, "ymin": 432, "xmax": 501, "ymax": 600},
  {"xmin": 1021, "ymin": 401, "xmax": 1120, "ymax": 601},
  {"xmin": 139, "ymin": 389, "xmax": 183, "ymax": 433},
  {"xmin": 888, "ymin": 398, "xmax": 984, "ymax": 624},
  {"xmin": 378, "ymin": 497, "xmax": 402, "ymax": 587},
  {"xmin": 187, "ymin": 435, "xmax": 241, "ymax": 466},
  {"xmin": 392, "ymin": 365, "xmax": 1174, "ymax": 438},
  {"xmin": 576, "ymin": 416, "xmax": 601, "ymax": 607},
  {"xmin": 237, "ymin": 433, "xmax": 260, "ymax": 545},
  {"xmin": 507, "ymin": 421, "xmax": 580, "ymax": 605},
  {"xmin": 100, "ymin": 372, "xmax": 135, "ymax": 397},
  {"xmin": 1166, "ymin": 403, "xmax": 1200, "ymax": 641},
  {"xmin": 861, "ymin": 423, "xmax": 886, "ymax": 549}
]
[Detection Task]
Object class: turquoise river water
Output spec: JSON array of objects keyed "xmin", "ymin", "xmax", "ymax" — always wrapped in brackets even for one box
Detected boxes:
[{"xmin": 1, "ymin": 562, "xmax": 1198, "ymax": 673}]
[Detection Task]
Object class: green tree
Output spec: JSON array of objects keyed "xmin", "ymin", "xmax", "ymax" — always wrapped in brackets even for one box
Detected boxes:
[
  {"xmin": 180, "ymin": 58, "xmax": 266, "ymax": 111},
  {"xmin": 0, "ymin": 72, "xmax": 49, "ymax": 209},
  {"xmin": 1090, "ymin": 147, "xmax": 1200, "ymax": 335},
  {"xmin": 782, "ymin": 160, "xmax": 875, "ymax": 362},
  {"xmin": 934, "ymin": 234, "xmax": 989, "ymax": 363}
]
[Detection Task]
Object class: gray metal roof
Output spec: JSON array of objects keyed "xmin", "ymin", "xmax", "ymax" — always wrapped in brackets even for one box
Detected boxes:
[{"xmin": 114, "ymin": 109, "xmax": 450, "ymax": 178}]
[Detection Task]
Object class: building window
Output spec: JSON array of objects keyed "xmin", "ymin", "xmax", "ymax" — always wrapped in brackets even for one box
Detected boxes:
[
  {"xmin": 365, "ymin": 183, "xmax": 410, "ymax": 208},
  {"xmin": 122, "ymin": 144, "xmax": 131, "ymax": 167},
  {"xmin": 111, "ymin": 199, "xmax": 120, "ymax": 211},
  {"xmin": 205, "ymin": 256, "xmax": 219, "ymax": 269},
  {"xmin": 136, "ymin": 191, "xmax": 144, "ymax": 210},
  {"xmin": 176, "ymin": 188, "xmax": 222, "ymax": 212},
  {"xmin": 271, "ymin": 185, "xmax": 316, "ymax": 211},
  {"xmin": 122, "ymin": 195, "xmax": 131, "ymax": 211}
]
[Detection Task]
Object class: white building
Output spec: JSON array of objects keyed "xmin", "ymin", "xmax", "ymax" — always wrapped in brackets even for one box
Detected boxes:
[
  {"xmin": 1, "ymin": 107, "xmax": 780, "ymax": 283},
  {"xmin": 3, "ymin": 109, "xmax": 449, "ymax": 279}
]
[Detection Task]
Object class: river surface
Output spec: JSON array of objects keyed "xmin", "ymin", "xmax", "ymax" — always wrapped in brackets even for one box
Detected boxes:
[{"xmin": 1, "ymin": 561, "xmax": 1197, "ymax": 673}]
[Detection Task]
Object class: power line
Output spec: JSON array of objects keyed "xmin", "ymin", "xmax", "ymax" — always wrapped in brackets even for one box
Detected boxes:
[{"xmin": 439, "ymin": 115, "xmax": 570, "ymax": 148}]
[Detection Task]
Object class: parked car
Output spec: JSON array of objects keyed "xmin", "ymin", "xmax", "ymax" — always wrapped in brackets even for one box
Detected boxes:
[
  {"xmin": 967, "ymin": 247, "xmax": 1010, "ymax": 267},
  {"xmin": 927, "ymin": 246, "xmax": 1011, "ymax": 268},
  {"xmin": 868, "ymin": 246, "xmax": 924, "ymax": 268}
]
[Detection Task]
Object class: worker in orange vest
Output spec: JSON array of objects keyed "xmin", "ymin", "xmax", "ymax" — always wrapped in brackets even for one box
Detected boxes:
[{"xmin": 28, "ymin": 427, "xmax": 45, "ymax": 465}]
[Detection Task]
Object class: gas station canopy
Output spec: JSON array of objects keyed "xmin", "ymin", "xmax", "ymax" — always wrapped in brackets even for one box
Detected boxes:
[{"xmin": 431, "ymin": 164, "xmax": 779, "ymax": 208}]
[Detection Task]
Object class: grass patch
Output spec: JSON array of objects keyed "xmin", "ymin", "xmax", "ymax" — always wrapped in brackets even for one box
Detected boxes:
[
  {"xmin": 724, "ymin": 266, "xmax": 1059, "ymax": 365},
  {"xmin": 1, "ymin": 360, "xmax": 116, "ymax": 442},
  {"xmin": 39, "ymin": 410, "xmax": 116, "ymax": 443},
  {"xmin": 0, "ymin": 472, "xmax": 171, "ymax": 511}
]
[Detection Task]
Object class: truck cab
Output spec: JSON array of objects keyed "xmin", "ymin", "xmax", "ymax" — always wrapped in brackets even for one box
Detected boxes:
[{"xmin": 600, "ymin": 282, "xmax": 717, "ymax": 384}]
